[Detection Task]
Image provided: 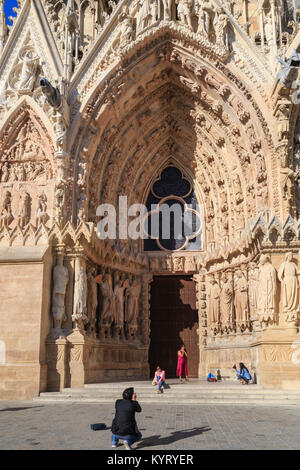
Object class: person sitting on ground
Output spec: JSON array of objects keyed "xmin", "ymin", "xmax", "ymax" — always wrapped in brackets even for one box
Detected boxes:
[
  {"xmin": 152, "ymin": 366, "xmax": 166, "ymax": 394},
  {"xmin": 111, "ymin": 387, "xmax": 142, "ymax": 450},
  {"xmin": 233, "ymin": 363, "xmax": 252, "ymax": 385},
  {"xmin": 206, "ymin": 372, "xmax": 217, "ymax": 382}
]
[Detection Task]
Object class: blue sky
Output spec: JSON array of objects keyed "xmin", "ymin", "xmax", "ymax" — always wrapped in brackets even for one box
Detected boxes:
[{"xmin": 4, "ymin": 0, "xmax": 18, "ymax": 25}]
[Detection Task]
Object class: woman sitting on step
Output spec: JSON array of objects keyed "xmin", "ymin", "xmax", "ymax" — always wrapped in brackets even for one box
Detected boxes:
[
  {"xmin": 233, "ymin": 363, "xmax": 252, "ymax": 385},
  {"xmin": 152, "ymin": 366, "xmax": 166, "ymax": 394}
]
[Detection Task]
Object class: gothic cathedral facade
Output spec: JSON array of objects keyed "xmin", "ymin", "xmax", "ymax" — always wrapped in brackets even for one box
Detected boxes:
[{"xmin": 0, "ymin": 0, "xmax": 300, "ymax": 399}]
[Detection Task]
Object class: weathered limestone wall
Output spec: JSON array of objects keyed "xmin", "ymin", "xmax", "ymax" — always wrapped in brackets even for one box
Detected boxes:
[{"xmin": 0, "ymin": 246, "xmax": 52, "ymax": 400}]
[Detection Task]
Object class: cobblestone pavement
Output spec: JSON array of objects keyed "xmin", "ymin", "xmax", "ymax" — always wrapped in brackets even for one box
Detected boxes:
[{"xmin": 0, "ymin": 401, "xmax": 300, "ymax": 450}]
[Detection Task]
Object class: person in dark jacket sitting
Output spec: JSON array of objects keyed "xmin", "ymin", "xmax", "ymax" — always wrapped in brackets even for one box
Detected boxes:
[{"xmin": 111, "ymin": 387, "xmax": 142, "ymax": 450}]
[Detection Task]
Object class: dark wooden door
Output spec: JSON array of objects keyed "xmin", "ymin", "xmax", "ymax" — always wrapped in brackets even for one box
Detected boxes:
[{"xmin": 149, "ymin": 276, "xmax": 199, "ymax": 378}]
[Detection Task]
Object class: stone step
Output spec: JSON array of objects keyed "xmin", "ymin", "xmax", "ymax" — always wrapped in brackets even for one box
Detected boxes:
[
  {"xmin": 34, "ymin": 395, "xmax": 300, "ymax": 405},
  {"xmin": 35, "ymin": 380, "xmax": 300, "ymax": 405},
  {"xmin": 56, "ymin": 390, "xmax": 300, "ymax": 398}
]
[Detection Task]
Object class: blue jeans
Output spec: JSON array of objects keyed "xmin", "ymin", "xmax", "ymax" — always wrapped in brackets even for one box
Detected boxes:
[
  {"xmin": 112, "ymin": 431, "xmax": 142, "ymax": 448},
  {"xmin": 157, "ymin": 376, "xmax": 165, "ymax": 391},
  {"xmin": 237, "ymin": 373, "xmax": 249, "ymax": 383}
]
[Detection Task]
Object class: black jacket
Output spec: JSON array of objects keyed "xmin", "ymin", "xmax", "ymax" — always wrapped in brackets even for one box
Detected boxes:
[{"xmin": 111, "ymin": 399, "xmax": 142, "ymax": 436}]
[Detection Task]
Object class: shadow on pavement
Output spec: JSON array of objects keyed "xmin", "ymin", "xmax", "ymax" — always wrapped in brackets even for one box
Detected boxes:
[
  {"xmin": 135, "ymin": 426, "xmax": 211, "ymax": 449},
  {"xmin": 0, "ymin": 406, "xmax": 44, "ymax": 412}
]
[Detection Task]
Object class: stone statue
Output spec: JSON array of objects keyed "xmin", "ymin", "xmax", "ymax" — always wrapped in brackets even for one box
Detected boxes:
[
  {"xmin": 40, "ymin": 78, "xmax": 61, "ymax": 108},
  {"xmin": 98, "ymin": 273, "xmax": 115, "ymax": 338},
  {"xmin": 119, "ymin": 7, "xmax": 135, "ymax": 45},
  {"xmin": 248, "ymin": 262, "xmax": 259, "ymax": 321},
  {"xmin": 195, "ymin": 0, "xmax": 214, "ymax": 38},
  {"xmin": 0, "ymin": 191, "xmax": 13, "ymax": 228},
  {"xmin": 207, "ymin": 277, "xmax": 220, "ymax": 326},
  {"xmin": 176, "ymin": 0, "xmax": 193, "ymax": 29},
  {"xmin": 72, "ymin": 258, "xmax": 88, "ymax": 331},
  {"xmin": 18, "ymin": 192, "xmax": 30, "ymax": 228},
  {"xmin": 220, "ymin": 272, "xmax": 233, "ymax": 327},
  {"xmin": 234, "ymin": 270, "xmax": 249, "ymax": 329},
  {"xmin": 87, "ymin": 267, "xmax": 98, "ymax": 337},
  {"xmin": 52, "ymin": 254, "xmax": 69, "ymax": 330},
  {"xmin": 257, "ymin": 254, "xmax": 277, "ymax": 324},
  {"xmin": 35, "ymin": 191, "xmax": 48, "ymax": 227},
  {"xmin": 278, "ymin": 253, "xmax": 300, "ymax": 322},
  {"xmin": 264, "ymin": 12, "xmax": 273, "ymax": 47},
  {"xmin": 162, "ymin": 0, "xmax": 173, "ymax": 20},
  {"xmin": 137, "ymin": 0, "xmax": 156, "ymax": 30},
  {"xmin": 126, "ymin": 279, "xmax": 142, "ymax": 337},
  {"xmin": 1, "ymin": 163, "xmax": 9, "ymax": 183},
  {"xmin": 18, "ymin": 50, "xmax": 39, "ymax": 91},
  {"xmin": 114, "ymin": 273, "xmax": 129, "ymax": 339},
  {"xmin": 214, "ymin": 7, "xmax": 229, "ymax": 48}
]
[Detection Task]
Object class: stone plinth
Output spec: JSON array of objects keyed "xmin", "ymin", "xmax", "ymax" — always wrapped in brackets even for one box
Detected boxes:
[{"xmin": 251, "ymin": 327, "xmax": 300, "ymax": 389}]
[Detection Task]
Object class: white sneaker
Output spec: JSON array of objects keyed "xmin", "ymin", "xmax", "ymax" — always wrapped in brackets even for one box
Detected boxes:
[{"xmin": 112, "ymin": 444, "xmax": 117, "ymax": 448}]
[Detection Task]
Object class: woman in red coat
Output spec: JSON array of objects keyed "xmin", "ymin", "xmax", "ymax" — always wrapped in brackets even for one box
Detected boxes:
[{"xmin": 176, "ymin": 345, "xmax": 189, "ymax": 383}]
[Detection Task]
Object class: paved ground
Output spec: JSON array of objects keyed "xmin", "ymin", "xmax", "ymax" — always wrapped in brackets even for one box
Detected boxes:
[{"xmin": 0, "ymin": 401, "xmax": 300, "ymax": 450}]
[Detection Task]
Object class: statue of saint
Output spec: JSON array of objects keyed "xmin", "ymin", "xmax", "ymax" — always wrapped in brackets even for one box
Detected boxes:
[
  {"xmin": 234, "ymin": 270, "xmax": 249, "ymax": 327},
  {"xmin": 87, "ymin": 268, "xmax": 98, "ymax": 337},
  {"xmin": 0, "ymin": 191, "xmax": 13, "ymax": 228},
  {"xmin": 162, "ymin": 0, "xmax": 173, "ymax": 20},
  {"xmin": 126, "ymin": 279, "xmax": 142, "ymax": 337},
  {"xmin": 207, "ymin": 277, "xmax": 220, "ymax": 325},
  {"xmin": 248, "ymin": 262, "xmax": 259, "ymax": 321},
  {"xmin": 98, "ymin": 273, "xmax": 115, "ymax": 338},
  {"xmin": 278, "ymin": 253, "xmax": 300, "ymax": 322},
  {"xmin": 176, "ymin": 0, "xmax": 193, "ymax": 29},
  {"xmin": 52, "ymin": 254, "xmax": 69, "ymax": 330},
  {"xmin": 114, "ymin": 274, "xmax": 129, "ymax": 338},
  {"xmin": 220, "ymin": 272, "xmax": 233, "ymax": 326},
  {"xmin": 72, "ymin": 258, "xmax": 88, "ymax": 331},
  {"xmin": 257, "ymin": 254, "xmax": 277, "ymax": 323},
  {"xmin": 18, "ymin": 192, "xmax": 30, "ymax": 228},
  {"xmin": 18, "ymin": 50, "xmax": 39, "ymax": 91}
]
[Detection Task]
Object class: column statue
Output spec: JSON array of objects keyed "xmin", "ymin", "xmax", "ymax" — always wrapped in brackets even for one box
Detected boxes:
[
  {"xmin": 97, "ymin": 273, "xmax": 115, "ymax": 339},
  {"xmin": 278, "ymin": 253, "xmax": 300, "ymax": 323},
  {"xmin": 114, "ymin": 273, "xmax": 129, "ymax": 339},
  {"xmin": 234, "ymin": 270, "xmax": 249, "ymax": 330},
  {"xmin": 257, "ymin": 254, "xmax": 277, "ymax": 325},
  {"xmin": 72, "ymin": 257, "xmax": 88, "ymax": 331},
  {"xmin": 52, "ymin": 253, "xmax": 69, "ymax": 331},
  {"xmin": 207, "ymin": 277, "xmax": 220, "ymax": 328},
  {"xmin": 220, "ymin": 272, "xmax": 233, "ymax": 329},
  {"xmin": 126, "ymin": 279, "xmax": 142, "ymax": 338}
]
